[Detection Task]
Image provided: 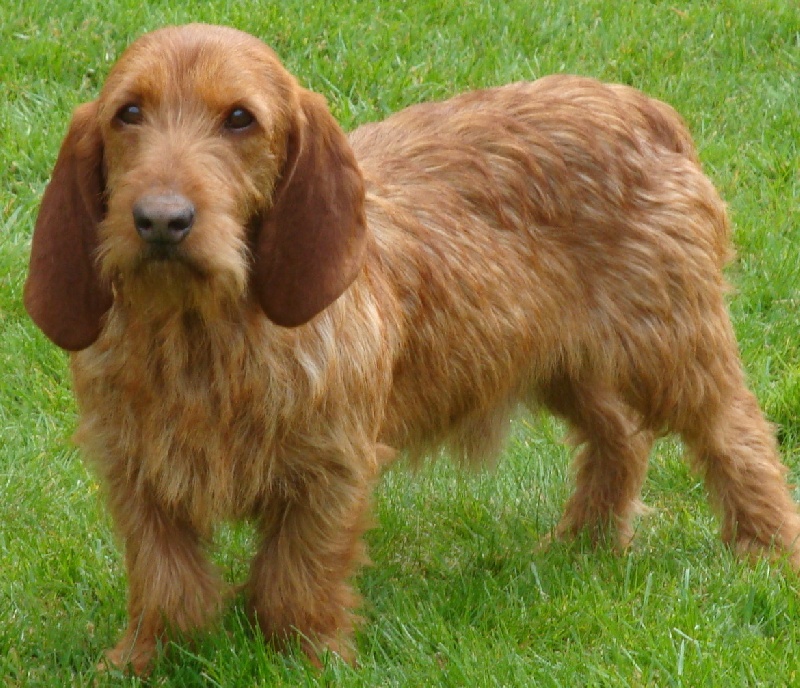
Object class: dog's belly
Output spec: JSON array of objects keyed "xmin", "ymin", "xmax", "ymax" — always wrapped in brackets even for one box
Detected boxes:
[{"xmin": 368, "ymin": 223, "xmax": 565, "ymax": 466}]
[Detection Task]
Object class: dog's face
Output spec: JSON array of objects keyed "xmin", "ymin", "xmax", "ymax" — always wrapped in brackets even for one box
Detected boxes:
[
  {"xmin": 25, "ymin": 24, "xmax": 368, "ymax": 350},
  {"xmin": 96, "ymin": 26, "xmax": 295, "ymax": 304}
]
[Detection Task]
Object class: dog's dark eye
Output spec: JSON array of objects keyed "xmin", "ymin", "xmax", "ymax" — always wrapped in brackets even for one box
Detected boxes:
[
  {"xmin": 116, "ymin": 103, "xmax": 143, "ymax": 126},
  {"xmin": 224, "ymin": 107, "xmax": 255, "ymax": 131}
]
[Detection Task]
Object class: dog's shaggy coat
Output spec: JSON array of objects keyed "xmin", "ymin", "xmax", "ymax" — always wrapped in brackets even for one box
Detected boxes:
[{"xmin": 25, "ymin": 23, "xmax": 800, "ymax": 674}]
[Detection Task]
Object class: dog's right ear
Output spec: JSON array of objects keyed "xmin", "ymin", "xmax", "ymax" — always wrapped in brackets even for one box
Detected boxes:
[{"xmin": 24, "ymin": 101, "xmax": 112, "ymax": 351}]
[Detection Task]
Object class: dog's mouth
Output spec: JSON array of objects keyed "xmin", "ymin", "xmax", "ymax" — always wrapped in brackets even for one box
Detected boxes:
[
  {"xmin": 145, "ymin": 243, "xmax": 181, "ymax": 262},
  {"xmin": 133, "ymin": 244, "xmax": 209, "ymax": 280}
]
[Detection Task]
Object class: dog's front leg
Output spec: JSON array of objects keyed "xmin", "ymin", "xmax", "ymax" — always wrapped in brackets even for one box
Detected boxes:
[
  {"xmin": 102, "ymin": 491, "xmax": 224, "ymax": 675},
  {"xmin": 246, "ymin": 454, "xmax": 376, "ymax": 665}
]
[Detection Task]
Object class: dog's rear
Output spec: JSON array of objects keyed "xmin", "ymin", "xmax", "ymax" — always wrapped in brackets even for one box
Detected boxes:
[
  {"xmin": 355, "ymin": 77, "xmax": 733, "ymax": 461},
  {"xmin": 24, "ymin": 24, "xmax": 800, "ymax": 675}
]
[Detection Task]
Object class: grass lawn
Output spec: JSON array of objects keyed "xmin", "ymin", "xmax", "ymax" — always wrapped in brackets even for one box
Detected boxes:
[{"xmin": 1, "ymin": 0, "xmax": 799, "ymax": 685}]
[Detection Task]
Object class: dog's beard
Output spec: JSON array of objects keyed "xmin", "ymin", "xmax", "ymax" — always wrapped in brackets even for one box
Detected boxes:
[
  {"xmin": 133, "ymin": 243, "xmax": 209, "ymax": 278},
  {"xmin": 108, "ymin": 249, "xmax": 250, "ymax": 325}
]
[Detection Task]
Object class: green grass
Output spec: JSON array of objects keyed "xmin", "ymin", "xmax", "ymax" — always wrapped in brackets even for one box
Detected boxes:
[{"xmin": 2, "ymin": 0, "xmax": 799, "ymax": 685}]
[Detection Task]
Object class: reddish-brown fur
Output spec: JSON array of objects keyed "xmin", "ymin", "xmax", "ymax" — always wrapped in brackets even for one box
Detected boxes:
[{"xmin": 24, "ymin": 24, "xmax": 800, "ymax": 674}]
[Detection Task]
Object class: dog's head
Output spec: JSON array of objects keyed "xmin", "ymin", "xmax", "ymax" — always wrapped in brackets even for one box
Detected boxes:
[{"xmin": 24, "ymin": 24, "xmax": 368, "ymax": 350}]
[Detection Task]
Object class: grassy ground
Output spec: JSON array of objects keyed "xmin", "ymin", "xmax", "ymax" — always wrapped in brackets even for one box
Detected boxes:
[{"xmin": 1, "ymin": 0, "xmax": 799, "ymax": 685}]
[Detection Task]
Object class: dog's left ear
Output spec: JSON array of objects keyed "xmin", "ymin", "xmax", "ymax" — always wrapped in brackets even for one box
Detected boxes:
[
  {"xmin": 253, "ymin": 90, "xmax": 368, "ymax": 327},
  {"xmin": 24, "ymin": 101, "xmax": 112, "ymax": 351}
]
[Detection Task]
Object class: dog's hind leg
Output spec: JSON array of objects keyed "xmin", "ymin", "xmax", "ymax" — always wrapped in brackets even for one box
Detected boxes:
[
  {"xmin": 675, "ymin": 353, "xmax": 800, "ymax": 567},
  {"xmin": 542, "ymin": 377, "xmax": 654, "ymax": 549}
]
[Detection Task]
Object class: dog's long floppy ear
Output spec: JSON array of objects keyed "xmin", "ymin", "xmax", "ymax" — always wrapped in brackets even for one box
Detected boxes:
[
  {"xmin": 253, "ymin": 90, "xmax": 368, "ymax": 327},
  {"xmin": 24, "ymin": 101, "xmax": 112, "ymax": 351}
]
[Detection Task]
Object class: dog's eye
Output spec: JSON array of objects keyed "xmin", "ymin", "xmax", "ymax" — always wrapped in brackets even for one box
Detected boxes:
[
  {"xmin": 224, "ymin": 107, "xmax": 255, "ymax": 131},
  {"xmin": 116, "ymin": 103, "xmax": 143, "ymax": 126}
]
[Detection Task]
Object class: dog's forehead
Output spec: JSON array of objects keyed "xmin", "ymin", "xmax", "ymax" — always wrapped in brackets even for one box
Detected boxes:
[{"xmin": 100, "ymin": 24, "xmax": 295, "ymax": 119}]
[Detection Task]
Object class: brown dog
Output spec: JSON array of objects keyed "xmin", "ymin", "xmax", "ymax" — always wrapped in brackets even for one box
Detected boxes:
[{"xmin": 24, "ymin": 23, "xmax": 800, "ymax": 674}]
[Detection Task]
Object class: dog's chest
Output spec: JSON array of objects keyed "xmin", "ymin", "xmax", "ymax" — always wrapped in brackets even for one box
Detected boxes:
[{"xmin": 71, "ymin": 312, "xmax": 291, "ymax": 526}]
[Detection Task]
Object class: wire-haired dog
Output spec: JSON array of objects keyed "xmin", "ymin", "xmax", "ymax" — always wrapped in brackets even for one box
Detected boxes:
[{"xmin": 24, "ymin": 23, "xmax": 800, "ymax": 674}]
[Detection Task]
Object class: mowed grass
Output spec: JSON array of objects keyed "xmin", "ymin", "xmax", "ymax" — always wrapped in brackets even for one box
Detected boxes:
[{"xmin": 1, "ymin": 0, "xmax": 799, "ymax": 685}]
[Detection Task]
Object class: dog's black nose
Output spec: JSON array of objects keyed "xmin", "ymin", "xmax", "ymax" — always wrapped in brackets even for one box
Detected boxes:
[{"xmin": 133, "ymin": 194, "xmax": 195, "ymax": 245}]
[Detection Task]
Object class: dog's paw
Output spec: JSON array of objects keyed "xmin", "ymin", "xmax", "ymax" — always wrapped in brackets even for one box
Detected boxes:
[{"xmin": 96, "ymin": 637, "xmax": 157, "ymax": 677}]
